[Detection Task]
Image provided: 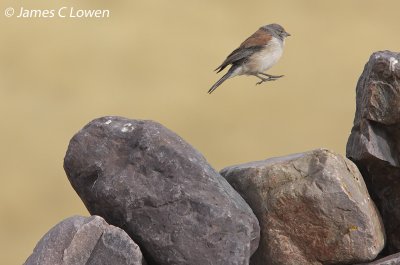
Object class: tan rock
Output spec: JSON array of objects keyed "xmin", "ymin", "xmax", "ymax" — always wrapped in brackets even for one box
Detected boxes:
[{"xmin": 221, "ymin": 149, "xmax": 385, "ymax": 265}]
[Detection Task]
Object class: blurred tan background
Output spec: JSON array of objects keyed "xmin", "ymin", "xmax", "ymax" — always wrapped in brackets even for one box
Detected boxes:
[{"xmin": 1, "ymin": 0, "xmax": 399, "ymax": 263}]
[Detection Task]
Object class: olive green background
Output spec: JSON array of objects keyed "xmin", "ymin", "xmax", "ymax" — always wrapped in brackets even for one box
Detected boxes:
[{"xmin": 1, "ymin": 0, "xmax": 399, "ymax": 263}]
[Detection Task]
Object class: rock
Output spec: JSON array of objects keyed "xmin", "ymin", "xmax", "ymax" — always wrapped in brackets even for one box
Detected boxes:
[
  {"xmin": 63, "ymin": 116, "xmax": 260, "ymax": 265},
  {"xmin": 346, "ymin": 50, "xmax": 400, "ymax": 254},
  {"xmin": 220, "ymin": 148, "xmax": 385, "ymax": 265},
  {"xmin": 355, "ymin": 252, "xmax": 400, "ymax": 265},
  {"xmin": 24, "ymin": 215, "xmax": 146, "ymax": 265}
]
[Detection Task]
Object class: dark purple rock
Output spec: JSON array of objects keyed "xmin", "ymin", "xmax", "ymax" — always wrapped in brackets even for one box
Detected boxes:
[
  {"xmin": 24, "ymin": 215, "xmax": 145, "ymax": 265},
  {"xmin": 347, "ymin": 50, "xmax": 400, "ymax": 254},
  {"xmin": 64, "ymin": 116, "xmax": 260, "ymax": 265},
  {"xmin": 221, "ymin": 149, "xmax": 385, "ymax": 265}
]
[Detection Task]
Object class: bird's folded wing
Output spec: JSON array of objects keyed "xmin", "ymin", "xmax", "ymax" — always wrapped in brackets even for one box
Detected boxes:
[{"xmin": 215, "ymin": 46, "xmax": 262, "ymax": 73}]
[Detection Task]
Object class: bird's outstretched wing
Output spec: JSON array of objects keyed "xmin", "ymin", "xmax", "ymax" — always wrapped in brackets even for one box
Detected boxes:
[{"xmin": 215, "ymin": 28, "xmax": 272, "ymax": 73}]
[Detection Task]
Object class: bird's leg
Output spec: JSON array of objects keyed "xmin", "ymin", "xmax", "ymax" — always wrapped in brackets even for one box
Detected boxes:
[
  {"xmin": 255, "ymin": 74, "xmax": 277, "ymax": 85},
  {"xmin": 258, "ymin": 72, "xmax": 284, "ymax": 79}
]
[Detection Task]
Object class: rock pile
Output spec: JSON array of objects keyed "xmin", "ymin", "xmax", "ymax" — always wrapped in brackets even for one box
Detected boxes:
[{"xmin": 24, "ymin": 50, "xmax": 400, "ymax": 265}]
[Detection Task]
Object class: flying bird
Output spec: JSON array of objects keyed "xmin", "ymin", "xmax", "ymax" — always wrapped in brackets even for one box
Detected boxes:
[{"xmin": 208, "ymin": 23, "xmax": 290, "ymax": 94}]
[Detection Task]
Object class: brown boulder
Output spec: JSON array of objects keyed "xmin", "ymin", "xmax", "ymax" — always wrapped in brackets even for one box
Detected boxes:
[{"xmin": 221, "ymin": 149, "xmax": 385, "ymax": 265}]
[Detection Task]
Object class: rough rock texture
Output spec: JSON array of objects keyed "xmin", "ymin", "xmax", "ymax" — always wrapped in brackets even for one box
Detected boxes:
[
  {"xmin": 24, "ymin": 215, "xmax": 145, "ymax": 265},
  {"xmin": 346, "ymin": 50, "xmax": 400, "ymax": 254},
  {"xmin": 64, "ymin": 116, "xmax": 260, "ymax": 265},
  {"xmin": 221, "ymin": 148, "xmax": 385, "ymax": 265},
  {"xmin": 356, "ymin": 252, "xmax": 400, "ymax": 265}
]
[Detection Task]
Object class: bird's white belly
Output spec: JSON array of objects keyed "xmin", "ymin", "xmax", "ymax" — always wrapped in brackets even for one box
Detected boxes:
[
  {"xmin": 256, "ymin": 45, "xmax": 283, "ymax": 71},
  {"xmin": 242, "ymin": 38, "xmax": 283, "ymax": 74}
]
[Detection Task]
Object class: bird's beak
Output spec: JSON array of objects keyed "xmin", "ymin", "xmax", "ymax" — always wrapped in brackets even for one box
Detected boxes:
[{"xmin": 285, "ymin": 32, "xmax": 291, "ymax": 37}]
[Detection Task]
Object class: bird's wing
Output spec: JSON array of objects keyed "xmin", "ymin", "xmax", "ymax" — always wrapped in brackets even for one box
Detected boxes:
[{"xmin": 215, "ymin": 28, "xmax": 272, "ymax": 73}]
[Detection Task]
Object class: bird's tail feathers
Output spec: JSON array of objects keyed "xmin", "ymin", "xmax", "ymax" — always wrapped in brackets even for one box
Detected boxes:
[
  {"xmin": 214, "ymin": 65, "xmax": 226, "ymax": 73},
  {"xmin": 208, "ymin": 68, "xmax": 236, "ymax": 94}
]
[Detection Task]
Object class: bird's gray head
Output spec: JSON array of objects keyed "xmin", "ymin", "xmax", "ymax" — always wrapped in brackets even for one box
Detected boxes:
[{"xmin": 263, "ymin": 23, "xmax": 290, "ymax": 41}]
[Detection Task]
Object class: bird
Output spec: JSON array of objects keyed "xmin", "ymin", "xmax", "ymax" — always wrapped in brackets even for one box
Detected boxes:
[{"xmin": 208, "ymin": 23, "xmax": 290, "ymax": 94}]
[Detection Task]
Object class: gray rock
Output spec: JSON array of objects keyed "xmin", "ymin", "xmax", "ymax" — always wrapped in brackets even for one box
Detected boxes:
[
  {"xmin": 356, "ymin": 253, "xmax": 400, "ymax": 265},
  {"xmin": 221, "ymin": 148, "xmax": 385, "ymax": 265},
  {"xmin": 63, "ymin": 116, "xmax": 260, "ymax": 265},
  {"xmin": 24, "ymin": 215, "xmax": 146, "ymax": 265},
  {"xmin": 346, "ymin": 50, "xmax": 400, "ymax": 253}
]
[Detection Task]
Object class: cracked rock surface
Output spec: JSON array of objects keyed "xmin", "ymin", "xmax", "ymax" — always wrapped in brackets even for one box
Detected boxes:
[
  {"xmin": 24, "ymin": 215, "xmax": 145, "ymax": 265},
  {"xmin": 347, "ymin": 50, "xmax": 400, "ymax": 254},
  {"xmin": 355, "ymin": 252, "xmax": 400, "ymax": 265},
  {"xmin": 221, "ymin": 149, "xmax": 385, "ymax": 265},
  {"xmin": 63, "ymin": 116, "xmax": 260, "ymax": 265}
]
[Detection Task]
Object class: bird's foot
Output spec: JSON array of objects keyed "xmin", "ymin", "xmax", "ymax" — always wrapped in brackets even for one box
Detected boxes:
[
  {"xmin": 255, "ymin": 77, "xmax": 279, "ymax": 85},
  {"xmin": 259, "ymin": 73, "xmax": 285, "ymax": 79}
]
